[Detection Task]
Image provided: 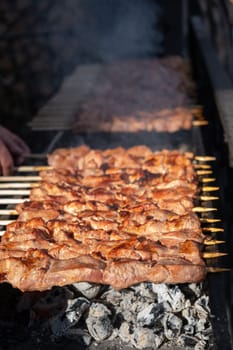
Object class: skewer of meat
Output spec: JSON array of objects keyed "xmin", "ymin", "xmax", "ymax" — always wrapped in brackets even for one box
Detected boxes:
[
  {"xmin": 0, "ymin": 251, "xmax": 207, "ymax": 292},
  {"xmin": 3, "ymin": 214, "xmax": 205, "ymax": 247},
  {"xmin": 33, "ymin": 180, "xmax": 198, "ymax": 212},
  {"xmin": 0, "ymin": 224, "xmax": 205, "ymax": 265},
  {"xmin": 47, "ymin": 146, "xmax": 195, "ymax": 176},
  {"xmin": 39, "ymin": 169, "xmax": 198, "ymax": 195}
]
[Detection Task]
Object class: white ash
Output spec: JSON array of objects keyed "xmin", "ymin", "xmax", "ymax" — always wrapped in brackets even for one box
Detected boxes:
[
  {"xmin": 177, "ymin": 334, "xmax": 209, "ymax": 350},
  {"xmin": 136, "ymin": 303, "xmax": 162, "ymax": 326},
  {"xmin": 86, "ymin": 303, "xmax": 113, "ymax": 341},
  {"xmin": 188, "ymin": 283, "xmax": 203, "ymax": 298},
  {"xmin": 151, "ymin": 284, "xmax": 188, "ymax": 312},
  {"xmin": 24, "ymin": 282, "xmax": 213, "ymax": 349},
  {"xmin": 71, "ymin": 282, "xmax": 102, "ymax": 299},
  {"xmin": 131, "ymin": 282, "xmax": 157, "ymax": 300},
  {"xmin": 162, "ymin": 313, "xmax": 183, "ymax": 340},
  {"xmin": 131, "ymin": 326, "xmax": 163, "ymax": 349}
]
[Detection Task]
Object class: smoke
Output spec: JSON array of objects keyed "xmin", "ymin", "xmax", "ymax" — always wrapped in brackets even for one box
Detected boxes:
[{"xmin": 75, "ymin": 0, "xmax": 163, "ymax": 62}]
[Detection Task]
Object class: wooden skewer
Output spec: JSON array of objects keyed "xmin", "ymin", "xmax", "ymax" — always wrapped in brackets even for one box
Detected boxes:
[
  {"xmin": 202, "ymin": 227, "xmax": 224, "ymax": 233},
  {"xmin": 207, "ymin": 267, "xmax": 230, "ymax": 273},
  {"xmin": 194, "ymin": 156, "xmax": 216, "ymax": 162},
  {"xmin": 204, "ymin": 239, "xmax": 225, "ymax": 246},
  {"xmin": 203, "ymin": 252, "xmax": 227, "ymax": 259},
  {"xmin": 192, "ymin": 120, "xmax": 208, "ymax": 126},
  {"xmin": 0, "ymin": 183, "xmax": 37, "ymax": 188},
  {"xmin": 0, "ymin": 190, "xmax": 30, "ymax": 196},
  {"xmin": 195, "ymin": 156, "xmax": 216, "ymax": 161},
  {"xmin": 25, "ymin": 153, "xmax": 47, "ymax": 159},
  {"xmin": 202, "ymin": 186, "xmax": 219, "ymax": 192},
  {"xmin": 0, "ymin": 198, "xmax": 26, "ymax": 204},
  {"xmin": 194, "ymin": 164, "xmax": 211, "ymax": 169},
  {"xmin": 199, "ymin": 196, "xmax": 219, "ymax": 201},
  {"xmin": 196, "ymin": 170, "xmax": 213, "ymax": 175},
  {"xmin": 200, "ymin": 178, "xmax": 216, "ymax": 183},
  {"xmin": 0, "ymin": 220, "xmax": 14, "ymax": 226},
  {"xmin": 0, "ymin": 176, "xmax": 40, "ymax": 182},
  {"xmin": 0, "ymin": 209, "xmax": 18, "ymax": 215},
  {"xmin": 200, "ymin": 218, "xmax": 221, "ymax": 223},
  {"xmin": 29, "ymin": 126, "xmax": 71, "ymax": 131},
  {"xmin": 16, "ymin": 165, "xmax": 215, "ymax": 174},
  {"xmin": 15, "ymin": 165, "xmax": 52, "ymax": 172},
  {"xmin": 192, "ymin": 207, "xmax": 217, "ymax": 213}
]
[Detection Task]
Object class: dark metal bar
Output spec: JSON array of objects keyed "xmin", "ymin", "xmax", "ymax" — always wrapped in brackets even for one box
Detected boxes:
[{"xmin": 191, "ymin": 14, "xmax": 233, "ymax": 350}]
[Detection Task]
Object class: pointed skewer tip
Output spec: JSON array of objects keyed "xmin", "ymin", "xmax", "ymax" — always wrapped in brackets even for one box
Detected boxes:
[
  {"xmin": 194, "ymin": 164, "xmax": 212, "ymax": 169},
  {"xmin": 196, "ymin": 170, "xmax": 213, "ymax": 175},
  {"xmin": 204, "ymin": 240, "xmax": 225, "ymax": 246},
  {"xmin": 207, "ymin": 267, "xmax": 230, "ymax": 273},
  {"xmin": 200, "ymin": 218, "xmax": 221, "ymax": 223},
  {"xmin": 192, "ymin": 207, "xmax": 217, "ymax": 213},
  {"xmin": 202, "ymin": 227, "xmax": 224, "ymax": 233},
  {"xmin": 199, "ymin": 196, "xmax": 219, "ymax": 201},
  {"xmin": 195, "ymin": 156, "xmax": 216, "ymax": 161},
  {"xmin": 200, "ymin": 178, "xmax": 216, "ymax": 183},
  {"xmin": 192, "ymin": 120, "xmax": 209, "ymax": 126},
  {"xmin": 203, "ymin": 252, "xmax": 228, "ymax": 259},
  {"xmin": 202, "ymin": 186, "xmax": 219, "ymax": 192}
]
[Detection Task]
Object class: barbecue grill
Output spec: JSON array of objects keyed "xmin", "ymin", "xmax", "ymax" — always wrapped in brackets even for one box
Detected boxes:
[{"xmin": 0, "ymin": 1, "xmax": 233, "ymax": 349}]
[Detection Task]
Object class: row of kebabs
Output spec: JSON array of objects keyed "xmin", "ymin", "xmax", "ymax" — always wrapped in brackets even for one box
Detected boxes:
[
  {"xmin": 0, "ymin": 146, "xmax": 215, "ymax": 291},
  {"xmin": 74, "ymin": 58, "xmax": 197, "ymax": 133}
]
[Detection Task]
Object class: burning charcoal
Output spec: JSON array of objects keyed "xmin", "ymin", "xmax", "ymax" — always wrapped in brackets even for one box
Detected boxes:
[
  {"xmin": 87, "ymin": 302, "xmax": 111, "ymax": 318},
  {"xmin": 131, "ymin": 326, "xmax": 162, "ymax": 349},
  {"xmin": 195, "ymin": 318, "xmax": 209, "ymax": 335},
  {"xmin": 194, "ymin": 295, "xmax": 210, "ymax": 315},
  {"xmin": 65, "ymin": 297, "xmax": 90, "ymax": 323},
  {"xmin": 64, "ymin": 328, "xmax": 92, "ymax": 346},
  {"xmin": 49, "ymin": 297, "xmax": 90, "ymax": 336},
  {"xmin": 178, "ymin": 334, "xmax": 207, "ymax": 349},
  {"xmin": 182, "ymin": 298, "xmax": 211, "ymax": 336},
  {"xmin": 131, "ymin": 282, "xmax": 156, "ymax": 299},
  {"xmin": 136, "ymin": 302, "xmax": 164, "ymax": 327},
  {"xmin": 162, "ymin": 312, "xmax": 183, "ymax": 340},
  {"xmin": 119, "ymin": 291, "xmax": 138, "ymax": 322},
  {"xmin": 194, "ymin": 296, "xmax": 212, "ymax": 336},
  {"xmin": 188, "ymin": 283, "xmax": 203, "ymax": 298},
  {"xmin": 86, "ymin": 303, "xmax": 113, "ymax": 341},
  {"xmin": 71, "ymin": 282, "xmax": 102, "ymax": 299},
  {"xmin": 194, "ymin": 339, "xmax": 209, "ymax": 350},
  {"xmin": 183, "ymin": 324, "xmax": 195, "ymax": 335},
  {"xmin": 182, "ymin": 307, "xmax": 197, "ymax": 328},
  {"xmin": 107, "ymin": 328, "xmax": 119, "ymax": 341},
  {"xmin": 101, "ymin": 288, "xmax": 122, "ymax": 306},
  {"xmin": 118, "ymin": 321, "xmax": 132, "ymax": 344},
  {"xmin": 151, "ymin": 284, "xmax": 187, "ymax": 312}
]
